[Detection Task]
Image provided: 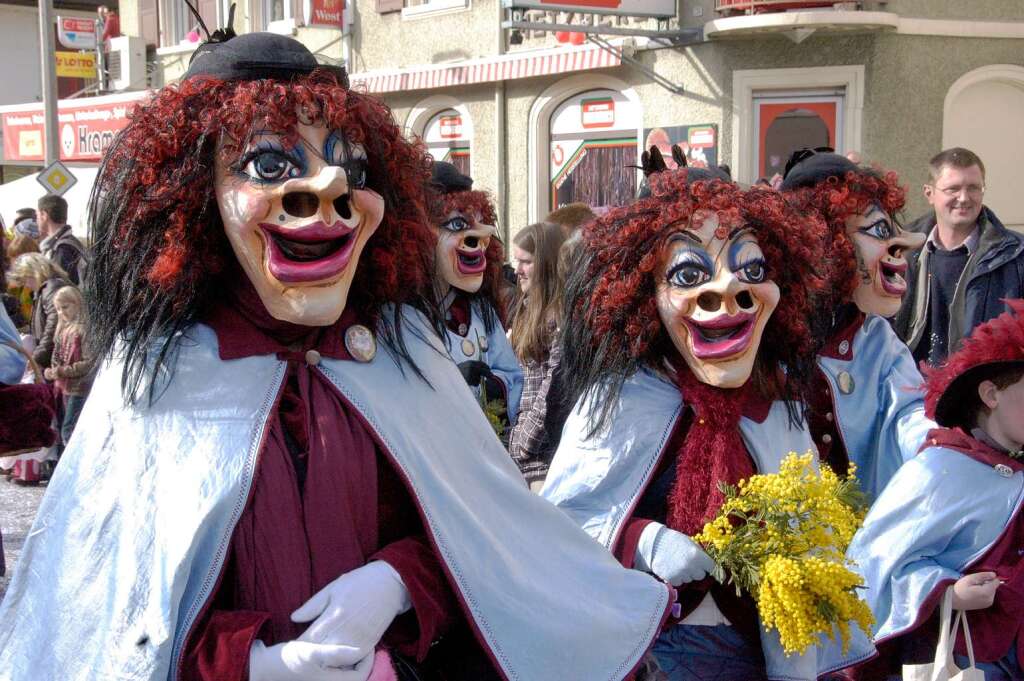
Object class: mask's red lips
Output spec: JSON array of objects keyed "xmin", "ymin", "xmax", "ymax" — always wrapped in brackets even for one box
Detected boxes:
[
  {"xmin": 258, "ymin": 221, "xmax": 357, "ymax": 284},
  {"xmin": 683, "ymin": 311, "xmax": 757, "ymax": 359},
  {"xmin": 878, "ymin": 260, "xmax": 908, "ymax": 296},
  {"xmin": 456, "ymin": 248, "xmax": 487, "ymax": 275}
]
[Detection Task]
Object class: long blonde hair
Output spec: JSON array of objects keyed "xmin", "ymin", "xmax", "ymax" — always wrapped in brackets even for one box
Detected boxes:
[
  {"xmin": 53, "ymin": 284, "xmax": 85, "ymax": 343},
  {"xmin": 510, "ymin": 221, "xmax": 567, "ymax": 364}
]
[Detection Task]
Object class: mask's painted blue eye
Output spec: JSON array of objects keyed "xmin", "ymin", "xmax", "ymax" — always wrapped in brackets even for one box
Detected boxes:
[
  {"xmin": 442, "ymin": 216, "xmax": 470, "ymax": 232},
  {"xmin": 668, "ymin": 263, "xmax": 710, "ymax": 288},
  {"xmin": 861, "ymin": 218, "xmax": 895, "ymax": 241},
  {"xmin": 737, "ymin": 259, "xmax": 767, "ymax": 284},
  {"xmin": 242, "ymin": 150, "xmax": 302, "ymax": 182},
  {"xmin": 345, "ymin": 160, "xmax": 368, "ymax": 190}
]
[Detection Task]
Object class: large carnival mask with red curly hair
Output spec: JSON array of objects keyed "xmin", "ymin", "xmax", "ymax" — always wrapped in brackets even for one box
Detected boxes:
[
  {"xmin": 844, "ymin": 204, "xmax": 924, "ymax": 318},
  {"xmin": 656, "ymin": 208, "xmax": 780, "ymax": 388},
  {"xmin": 434, "ymin": 206, "xmax": 497, "ymax": 295},
  {"xmin": 214, "ymin": 122, "xmax": 384, "ymax": 326}
]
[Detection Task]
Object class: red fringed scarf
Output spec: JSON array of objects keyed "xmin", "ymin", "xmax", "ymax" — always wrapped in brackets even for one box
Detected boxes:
[{"xmin": 666, "ymin": 359, "xmax": 764, "ymax": 536}]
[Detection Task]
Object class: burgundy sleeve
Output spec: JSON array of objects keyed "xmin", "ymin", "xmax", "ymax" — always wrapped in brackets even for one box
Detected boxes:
[
  {"xmin": 179, "ymin": 610, "xmax": 269, "ymax": 681},
  {"xmin": 372, "ymin": 535, "xmax": 458, "ymax": 662},
  {"xmin": 615, "ymin": 517, "xmax": 655, "ymax": 569}
]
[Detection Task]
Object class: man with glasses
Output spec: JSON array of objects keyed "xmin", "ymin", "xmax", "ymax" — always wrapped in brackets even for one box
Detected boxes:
[{"xmin": 894, "ymin": 147, "xmax": 1024, "ymax": 365}]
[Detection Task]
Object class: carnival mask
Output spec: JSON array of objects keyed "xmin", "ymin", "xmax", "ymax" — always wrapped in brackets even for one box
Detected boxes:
[
  {"xmin": 845, "ymin": 204, "xmax": 925, "ymax": 318},
  {"xmin": 656, "ymin": 211, "xmax": 780, "ymax": 388},
  {"xmin": 433, "ymin": 209, "xmax": 496, "ymax": 294},
  {"xmin": 214, "ymin": 122, "xmax": 384, "ymax": 326}
]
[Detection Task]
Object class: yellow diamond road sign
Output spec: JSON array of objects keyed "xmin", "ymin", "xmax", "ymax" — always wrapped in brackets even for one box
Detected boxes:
[{"xmin": 37, "ymin": 160, "xmax": 78, "ymax": 197}]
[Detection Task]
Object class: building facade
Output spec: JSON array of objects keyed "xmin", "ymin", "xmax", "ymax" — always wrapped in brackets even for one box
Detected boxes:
[{"xmin": 135, "ymin": 0, "xmax": 1024, "ymax": 237}]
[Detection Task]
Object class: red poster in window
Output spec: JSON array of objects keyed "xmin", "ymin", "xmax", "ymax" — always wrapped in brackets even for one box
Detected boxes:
[
  {"xmin": 757, "ymin": 100, "xmax": 837, "ymax": 179},
  {"xmin": 581, "ymin": 98, "xmax": 615, "ymax": 129},
  {"xmin": 308, "ymin": 0, "xmax": 345, "ymax": 27},
  {"xmin": 439, "ymin": 115, "xmax": 463, "ymax": 139}
]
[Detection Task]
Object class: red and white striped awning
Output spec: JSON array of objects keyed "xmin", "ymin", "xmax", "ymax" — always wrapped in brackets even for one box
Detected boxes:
[{"xmin": 350, "ymin": 43, "xmax": 622, "ymax": 94}]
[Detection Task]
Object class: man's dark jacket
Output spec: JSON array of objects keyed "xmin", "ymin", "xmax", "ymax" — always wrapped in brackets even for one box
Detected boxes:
[
  {"xmin": 40, "ymin": 224, "xmax": 87, "ymax": 285},
  {"xmin": 892, "ymin": 205, "xmax": 1024, "ymax": 358}
]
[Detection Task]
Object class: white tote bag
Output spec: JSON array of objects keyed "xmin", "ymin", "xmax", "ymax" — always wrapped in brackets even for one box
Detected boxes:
[{"xmin": 903, "ymin": 586, "xmax": 985, "ymax": 681}]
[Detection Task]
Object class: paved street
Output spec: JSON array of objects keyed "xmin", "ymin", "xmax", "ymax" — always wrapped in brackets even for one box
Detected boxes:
[{"xmin": 0, "ymin": 477, "xmax": 46, "ymax": 601}]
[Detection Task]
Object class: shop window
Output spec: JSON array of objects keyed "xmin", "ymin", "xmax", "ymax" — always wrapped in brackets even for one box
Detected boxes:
[
  {"xmin": 753, "ymin": 94, "xmax": 842, "ymax": 180},
  {"xmin": 159, "ymin": 0, "xmax": 217, "ymax": 46},
  {"xmin": 424, "ymin": 108, "xmax": 472, "ymax": 175},
  {"xmin": 549, "ymin": 89, "xmax": 640, "ymax": 213},
  {"xmin": 401, "ymin": 0, "xmax": 469, "ymax": 19}
]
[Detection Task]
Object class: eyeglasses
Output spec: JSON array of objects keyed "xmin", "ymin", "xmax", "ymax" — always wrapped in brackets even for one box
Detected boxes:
[{"xmin": 930, "ymin": 183, "xmax": 985, "ymax": 198}]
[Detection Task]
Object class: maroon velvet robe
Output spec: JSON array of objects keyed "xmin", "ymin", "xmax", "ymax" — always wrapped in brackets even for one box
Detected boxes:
[{"xmin": 180, "ymin": 285, "xmax": 457, "ymax": 681}]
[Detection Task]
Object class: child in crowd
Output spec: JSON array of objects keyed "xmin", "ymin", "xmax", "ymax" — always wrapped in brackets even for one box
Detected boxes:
[
  {"xmin": 836, "ymin": 299, "xmax": 1024, "ymax": 680},
  {"xmin": 43, "ymin": 286, "xmax": 92, "ymax": 446}
]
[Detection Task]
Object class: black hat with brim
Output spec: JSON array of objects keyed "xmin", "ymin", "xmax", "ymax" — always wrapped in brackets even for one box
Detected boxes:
[
  {"xmin": 779, "ymin": 152, "xmax": 860, "ymax": 191},
  {"xmin": 184, "ymin": 32, "xmax": 347, "ymax": 86},
  {"xmin": 934, "ymin": 359, "xmax": 1024, "ymax": 428},
  {"xmin": 431, "ymin": 161, "xmax": 473, "ymax": 194}
]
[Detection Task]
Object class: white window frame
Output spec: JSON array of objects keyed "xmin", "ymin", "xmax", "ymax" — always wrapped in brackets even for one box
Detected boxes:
[
  {"xmin": 159, "ymin": 0, "xmax": 199, "ymax": 47},
  {"xmin": 401, "ymin": 0, "xmax": 470, "ymax": 21},
  {"xmin": 731, "ymin": 65, "xmax": 864, "ymax": 185},
  {"xmin": 258, "ymin": 0, "xmax": 297, "ymax": 34}
]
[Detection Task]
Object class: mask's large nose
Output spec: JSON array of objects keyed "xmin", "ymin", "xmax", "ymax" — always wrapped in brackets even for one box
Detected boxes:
[
  {"xmin": 281, "ymin": 166, "xmax": 352, "ymax": 221},
  {"xmin": 696, "ymin": 273, "xmax": 753, "ymax": 316}
]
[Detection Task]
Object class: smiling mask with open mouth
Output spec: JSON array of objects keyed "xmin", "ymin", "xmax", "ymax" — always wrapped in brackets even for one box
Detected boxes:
[
  {"xmin": 845, "ymin": 204, "xmax": 925, "ymax": 318},
  {"xmin": 215, "ymin": 121, "xmax": 384, "ymax": 326},
  {"xmin": 656, "ymin": 211, "xmax": 780, "ymax": 388},
  {"xmin": 434, "ymin": 209, "xmax": 496, "ymax": 294}
]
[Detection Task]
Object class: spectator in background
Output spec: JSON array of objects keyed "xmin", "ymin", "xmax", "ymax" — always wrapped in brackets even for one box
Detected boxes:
[
  {"xmin": 8, "ymin": 253, "xmax": 71, "ymax": 369},
  {"xmin": 43, "ymin": 286, "xmax": 92, "ymax": 447},
  {"xmin": 544, "ymin": 202, "xmax": 596, "ymax": 238},
  {"xmin": 12, "ymin": 208, "xmax": 37, "ymax": 235},
  {"xmin": 893, "ymin": 147, "xmax": 1024, "ymax": 365},
  {"xmin": 98, "ymin": 5, "xmax": 121, "ymax": 49},
  {"xmin": 1, "ymin": 227, "xmax": 26, "ymax": 328},
  {"xmin": 38, "ymin": 194, "xmax": 87, "ymax": 285},
  {"xmin": 6, "ymin": 232, "xmax": 41, "ymax": 324},
  {"xmin": 508, "ymin": 221, "xmax": 566, "ymax": 490}
]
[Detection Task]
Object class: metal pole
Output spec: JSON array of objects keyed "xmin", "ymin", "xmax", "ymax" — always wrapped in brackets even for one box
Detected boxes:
[
  {"xmin": 39, "ymin": 0, "xmax": 60, "ymax": 165},
  {"xmin": 495, "ymin": 0, "xmax": 509, "ymax": 247}
]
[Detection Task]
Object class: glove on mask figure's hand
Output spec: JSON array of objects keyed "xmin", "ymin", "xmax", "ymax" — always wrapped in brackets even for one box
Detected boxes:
[
  {"xmin": 292, "ymin": 561, "xmax": 411, "ymax": 660},
  {"xmin": 640, "ymin": 145, "xmax": 687, "ymax": 178},
  {"xmin": 634, "ymin": 522, "xmax": 715, "ymax": 586},
  {"xmin": 248, "ymin": 639, "xmax": 373, "ymax": 681}
]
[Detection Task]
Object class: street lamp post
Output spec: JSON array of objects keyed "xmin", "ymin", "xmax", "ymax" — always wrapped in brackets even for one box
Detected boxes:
[{"xmin": 39, "ymin": 0, "xmax": 60, "ymax": 166}]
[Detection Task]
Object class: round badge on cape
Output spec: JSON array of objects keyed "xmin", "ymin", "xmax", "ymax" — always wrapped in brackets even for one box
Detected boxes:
[
  {"xmin": 838, "ymin": 340, "xmax": 850, "ymax": 356},
  {"xmin": 479, "ymin": 335, "xmax": 489, "ymax": 352},
  {"xmin": 995, "ymin": 463, "xmax": 1013, "ymax": 478},
  {"xmin": 345, "ymin": 324, "xmax": 377, "ymax": 363},
  {"xmin": 461, "ymin": 338, "xmax": 476, "ymax": 357},
  {"xmin": 837, "ymin": 371, "xmax": 855, "ymax": 395}
]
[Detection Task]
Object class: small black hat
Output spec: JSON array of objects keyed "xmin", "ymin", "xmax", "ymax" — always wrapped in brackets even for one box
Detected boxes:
[
  {"xmin": 636, "ymin": 165, "xmax": 732, "ymax": 199},
  {"xmin": 779, "ymin": 151, "xmax": 859, "ymax": 191},
  {"xmin": 431, "ymin": 161, "xmax": 473, "ymax": 194},
  {"xmin": 185, "ymin": 32, "xmax": 347, "ymax": 85}
]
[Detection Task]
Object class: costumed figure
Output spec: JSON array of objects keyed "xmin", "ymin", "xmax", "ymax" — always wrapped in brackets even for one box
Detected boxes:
[
  {"xmin": 829, "ymin": 299, "xmax": 1024, "ymax": 680},
  {"xmin": 0, "ymin": 32, "xmax": 672, "ymax": 681},
  {"xmin": 428, "ymin": 161, "xmax": 522, "ymax": 433},
  {"xmin": 542, "ymin": 167, "xmax": 852, "ymax": 680},
  {"xmin": 780, "ymin": 151, "xmax": 932, "ymax": 499}
]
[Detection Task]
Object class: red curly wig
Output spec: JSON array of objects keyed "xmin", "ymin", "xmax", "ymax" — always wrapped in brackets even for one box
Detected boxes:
[
  {"xmin": 430, "ymin": 188, "xmax": 506, "ymax": 325},
  {"xmin": 923, "ymin": 299, "xmax": 1024, "ymax": 428},
  {"xmin": 87, "ymin": 69, "xmax": 442, "ymax": 402},
  {"xmin": 559, "ymin": 170, "xmax": 827, "ymax": 432},
  {"xmin": 785, "ymin": 169, "xmax": 906, "ymax": 309}
]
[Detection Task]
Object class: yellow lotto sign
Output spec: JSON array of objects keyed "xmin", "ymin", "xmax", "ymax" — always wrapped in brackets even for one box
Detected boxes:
[{"xmin": 55, "ymin": 51, "xmax": 96, "ymax": 79}]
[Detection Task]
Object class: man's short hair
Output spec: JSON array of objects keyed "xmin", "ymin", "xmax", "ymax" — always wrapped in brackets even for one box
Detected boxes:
[
  {"xmin": 38, "ymin": 194, "xmax": 68, "ymax": 224},
  {"xmin": 929, "ymin": 147, "xmax": 986, "ymax": 182}
]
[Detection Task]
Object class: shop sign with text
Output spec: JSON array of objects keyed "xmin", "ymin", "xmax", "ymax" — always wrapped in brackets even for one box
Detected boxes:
[{"xmin": 0, "ymin": 92, "xmax": 151, "ymax": 163}]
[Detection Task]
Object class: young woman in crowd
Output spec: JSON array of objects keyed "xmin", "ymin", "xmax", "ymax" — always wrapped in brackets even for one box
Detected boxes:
[
  {"xmin": 508, "ymin": 220, "xmax": 566, "ymax": 489},
  {"xmin": 43, "ymin": 286, "xmax": 92, "ymax": 447},
  {"xmin": 780, "ymin": 151, "xmax": 932, "ymax": 499},
  {"xmin": 7, "ymin": 253, "xmax": 70, "ymax": 369},
  {"xmin": 543, "ymin": 168, "xmax": 858, "ymax": 680}
]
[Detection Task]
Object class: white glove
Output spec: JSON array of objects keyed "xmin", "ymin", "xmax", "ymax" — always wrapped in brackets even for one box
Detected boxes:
[
  {"xmin": 634, "ymin": 522, "xmax": 715, "ymax": 586},
  {"xmin": 248, "ymin": 639, "xmax": 373, "ymax": 681},
  {"xmin": 292, "ymin": 561, "xmax": 412, "ymax": 660}
]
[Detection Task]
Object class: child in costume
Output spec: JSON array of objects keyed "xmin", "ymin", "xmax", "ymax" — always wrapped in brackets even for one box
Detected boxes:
[
  {"xmin": 831, "ymin": 299, "xmax": 1024, "ymax": 680},
  {"xmin": 0, "ymin": 32, "xmax": 671, "ymax": 681},
  {"xmin": 543, "ymin": 168, "xmax": 853, "ymax": 680},
  {"xmin": 428, "ymin": 161, "xmax": 522, "ymax": 431},
  {"xmin": 781, "ymin": 151, "xmax": 932, "ymax": 499}
]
